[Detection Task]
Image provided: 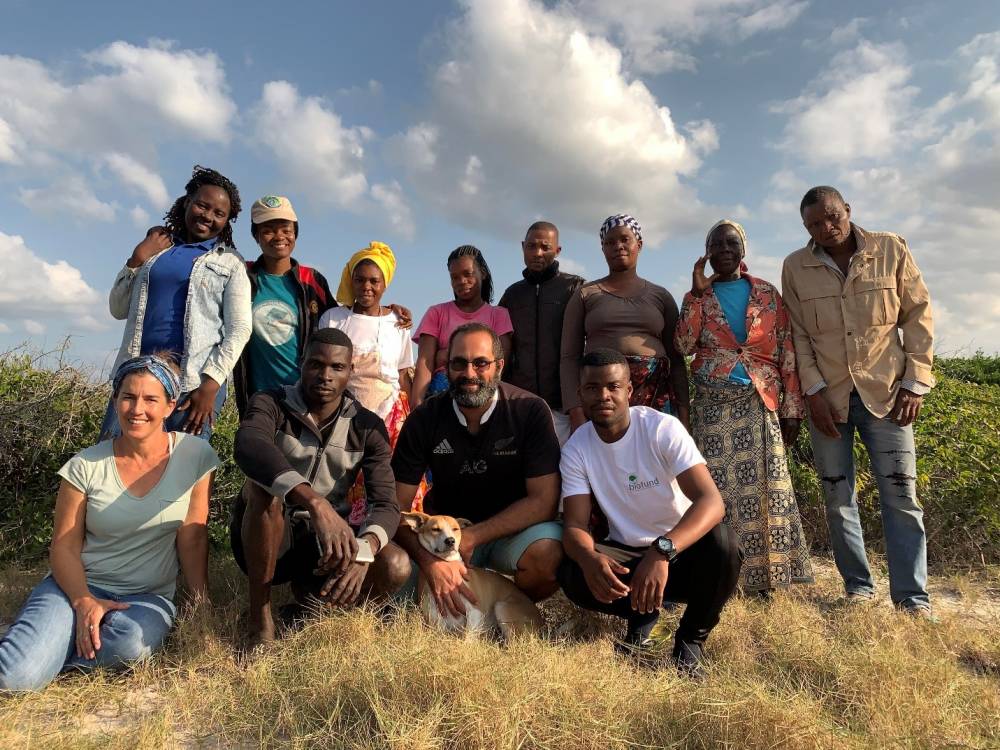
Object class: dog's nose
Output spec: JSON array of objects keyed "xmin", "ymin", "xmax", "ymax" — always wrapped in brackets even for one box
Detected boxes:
[{"xmin": 443, "ymin": 537, "xmax": 456, "ymax": 548}]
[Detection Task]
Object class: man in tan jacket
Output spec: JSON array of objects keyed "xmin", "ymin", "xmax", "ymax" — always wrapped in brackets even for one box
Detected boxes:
[{"xmin": 781, "ymin": 186, "xmax": 934, "ymax": 614}]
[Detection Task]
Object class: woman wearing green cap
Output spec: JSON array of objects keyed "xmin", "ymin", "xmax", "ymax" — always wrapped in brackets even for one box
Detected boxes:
[{"xmin": 232, "ymin": 195, "xmax": 337, "ymax": 416}]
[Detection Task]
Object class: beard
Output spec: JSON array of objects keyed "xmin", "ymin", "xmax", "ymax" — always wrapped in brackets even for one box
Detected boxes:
[{"xmin": 449, "ymin": 372, "xmax": 500, "ymax": 408}]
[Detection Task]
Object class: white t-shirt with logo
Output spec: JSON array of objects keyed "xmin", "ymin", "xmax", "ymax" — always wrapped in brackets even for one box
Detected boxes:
[{"xmin": 560, "ymin": 406, "xmax": 705, "ymax": 547}]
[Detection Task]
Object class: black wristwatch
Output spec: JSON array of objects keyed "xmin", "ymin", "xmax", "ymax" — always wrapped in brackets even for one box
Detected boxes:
[{"xmin": 652, "ymin": 535, "xmax": 678, "ymax": 562}]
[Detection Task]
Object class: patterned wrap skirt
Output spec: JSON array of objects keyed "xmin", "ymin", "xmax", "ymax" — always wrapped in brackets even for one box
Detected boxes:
[
  {"xmin": 626, "ymin": 354, "xmax": 673, "ymax": 414},
  {"xmin": 347, "ymin": 391, "xmax": 426, "ymax": 523},
  {"xmin": 691, "ymin": 376, "xmax": 813, "ymax": 592}
]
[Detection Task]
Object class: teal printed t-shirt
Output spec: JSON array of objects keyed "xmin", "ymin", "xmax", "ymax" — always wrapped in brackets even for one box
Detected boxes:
[
  {"xmin": 248, "ymin": 272, "xmax": 301, "ymax": 394},
  {"xmin": 712, "ymin": 278, "xmax": 752, "ymax": 385}
]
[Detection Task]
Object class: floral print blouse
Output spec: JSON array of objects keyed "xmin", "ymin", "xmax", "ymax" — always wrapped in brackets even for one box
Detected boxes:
[{"xmin": 674, "ymin": 274, "xmax": 805, "ymax": 419}]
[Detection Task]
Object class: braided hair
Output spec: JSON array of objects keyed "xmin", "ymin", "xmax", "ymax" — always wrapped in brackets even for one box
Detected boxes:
[
  {"xmin": 447, "ymin": 244, "xmax": 494, "ymax": 303},
  {"xmin": 163, "ymin": 165, "xmax": 242, "ymax": 248}
]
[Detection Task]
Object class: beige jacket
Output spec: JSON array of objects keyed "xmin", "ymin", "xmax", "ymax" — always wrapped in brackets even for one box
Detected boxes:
[{"xmin": 780, "ymin": 225, "xmax": 934, "ymax": 420}]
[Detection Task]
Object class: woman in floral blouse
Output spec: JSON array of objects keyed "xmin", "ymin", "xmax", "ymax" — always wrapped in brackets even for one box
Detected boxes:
[{"xmin": 675, "ymin": 219, "xmax": 813, "ymax": 596}]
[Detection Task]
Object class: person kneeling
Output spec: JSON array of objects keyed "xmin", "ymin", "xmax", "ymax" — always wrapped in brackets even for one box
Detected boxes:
[
  {"xmin": 231, "ymin": 328, "xmax": 409, "ymax": 645},
  {"xmin": 558, "ymin": 349, "xmax": 741, "ymax": 676}
]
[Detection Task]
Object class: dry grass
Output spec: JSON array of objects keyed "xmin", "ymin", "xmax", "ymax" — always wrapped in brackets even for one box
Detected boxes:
[{"xmin": 0, "ymin": 557, "xmax": 997, "ymax": 749}]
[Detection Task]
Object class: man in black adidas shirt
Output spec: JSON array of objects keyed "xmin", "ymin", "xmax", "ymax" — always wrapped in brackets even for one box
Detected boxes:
[{"xmin": 393, "ymin": 322, "xmax": 563, "ymax": 617}]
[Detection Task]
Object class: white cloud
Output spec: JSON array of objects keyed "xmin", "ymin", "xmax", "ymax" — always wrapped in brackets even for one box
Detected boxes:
[
  {"xmin": 23, "ymin": 320, "xmax": 45, "ymax": 335},
  {"xmin": 103, "ymin": 153, "xmax": 169, "ymax": 209},
  {"xmin": 18, "ymin": 175, "xmax": 118, "ymax": 222},
  {"xmin": 0, "ymin": 322, "xmax": 10, "ymax": 333},
  {"xmin": 765, "ymin": 33, "xmax": 1000, "ymax": 352},
  {"xmin": 390, "ymin": 0, "xmax": 720, "ymax": 242},
  {"xmin": 0, "ymin": 232, "xmax": 105, "ymax": 332},
  {"xmin": 371, "ymin": 181, "xmax": 415, "ymax": 239},
  {"xmin": 253, "ymin": 80, "xmax": 372, "ymax": 207},
  {"xmin": 0, "ymin": 41, "xmax": 235, "ymax": 221},
  {"xmin": 129, "ymin": 205, "xmax": 152, "ymax": 230},
  {"xmin": 251, "ymin": 80, "xmax": 416, "ymax": 239},
  {"xmin": 771, "ymin": 41, "xmax": 927, "ymax": 165},
  {"xmin": 567, "ymin": 0, "xmax": 809, "ymax": 74}
]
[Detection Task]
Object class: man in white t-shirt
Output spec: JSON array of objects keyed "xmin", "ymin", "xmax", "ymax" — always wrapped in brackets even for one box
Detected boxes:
[{"xmin": 558, "ymin": 348, "xmax": 741, "ymax": 675}]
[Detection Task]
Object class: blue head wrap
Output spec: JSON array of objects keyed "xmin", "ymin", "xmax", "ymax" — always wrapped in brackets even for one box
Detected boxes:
[
  {"xmin": 112, "ymin": 355, "xmax": 181, "ymax": 401},
  {"xmin": 599, "ymin": 214, "xmax": 642, "ymax": 244}
]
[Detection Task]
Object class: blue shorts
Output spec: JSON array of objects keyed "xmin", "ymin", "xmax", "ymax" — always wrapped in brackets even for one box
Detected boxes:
[{"xmin": 399, "ymin": 521, "xmax": 563, "ymax": 601}]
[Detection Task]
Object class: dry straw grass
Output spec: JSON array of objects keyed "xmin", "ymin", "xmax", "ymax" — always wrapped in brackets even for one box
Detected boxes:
[{"xmin": 0, "ymin": 558, "xmax": 997, "ymax": 749}]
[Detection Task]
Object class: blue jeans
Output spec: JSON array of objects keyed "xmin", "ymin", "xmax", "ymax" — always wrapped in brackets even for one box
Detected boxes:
[
  {"xmin": 808, "ymin": 391, "xmax": 929, "ymax": 609},
  {"xmin": 0, "ymin": 577, "xmax": 175, "ymax": 691},
  {"xmin": 98, "ymin": 382, "xmax": 228, "ymax": 441}
]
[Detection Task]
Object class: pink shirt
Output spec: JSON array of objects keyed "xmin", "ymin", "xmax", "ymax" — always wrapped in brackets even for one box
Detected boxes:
[{"xmin": 413, "ymin": 301, "xmax": 514, "ymax": 347}]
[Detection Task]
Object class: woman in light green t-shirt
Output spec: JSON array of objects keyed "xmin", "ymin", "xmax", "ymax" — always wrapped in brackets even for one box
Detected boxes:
[{"xmin": 0, "ymin": 355, "xmax": 219, "ymax": 691}]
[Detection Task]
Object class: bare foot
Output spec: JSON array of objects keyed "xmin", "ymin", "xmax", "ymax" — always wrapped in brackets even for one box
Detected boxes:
[{"xmin": 246, "ymin": 606, "xmax": 276, "ymax": 649}]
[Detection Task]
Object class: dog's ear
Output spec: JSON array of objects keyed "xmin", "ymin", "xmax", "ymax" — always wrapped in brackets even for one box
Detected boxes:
[
  {"xmin": 456, "ymin": 517, "xmax": 473, "ymax": 529},
  {"xmin": 400, "ymin": 511, "xmax": 429, "ymax": 531}
]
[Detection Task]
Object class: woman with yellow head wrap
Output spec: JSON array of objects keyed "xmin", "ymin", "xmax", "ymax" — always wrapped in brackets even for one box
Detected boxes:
[
  {"xmin": 335, "ymin": 241, "xmax": 398, "ymax": 306},
  {"xmin": 674, "ymin": 219, "xmax": 813, "ymax": 596},
  {"xmin": 320, "ymin": 241, "xmax": 425, "ymax": 513}
]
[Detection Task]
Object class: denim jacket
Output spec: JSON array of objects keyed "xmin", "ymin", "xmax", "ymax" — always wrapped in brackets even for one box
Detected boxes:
[{"xmin": 109, "ymin": 243, "xmax": 252, "ymax": 392}]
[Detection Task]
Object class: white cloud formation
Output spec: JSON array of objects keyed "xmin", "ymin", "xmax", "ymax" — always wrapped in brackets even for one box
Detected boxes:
[
  {"xmin": 129, "ymin": 205, "xmax": 152, "ymax": 230},
  {"xmin": 0, "ymin": 41, "xmax": 234, "ymax": 221},
  {"xmin": 765, "ymin": 32, "xmax": 1000, "ymax": 352},
  {"xmin": 23, "ymin": 320, "xmax": 45, "ymax": 335},
  {"xmin": 0, "ymin": 232, "xmax": 106, "ymax": 332},
  {"xmin": 567, "ymin": 0, "xmax": 809, "ymax": 74},
  {"xmin": 103, "ymin": 153, "xmax": 169, "ymax": 209},
  {"xmin": 771, "ymin": 41, "xmax": 928, "ymax": 165},
  {"xmin": 390, "ymin": 0, "xmax": 719, "ymax": 243},
  {"xmin": 251, "ymin": 81, "xmax": 416, "ymax": 239},
  {"xmin": 18, "ymin": 175, "xmax": 118, "ymax": 222}
]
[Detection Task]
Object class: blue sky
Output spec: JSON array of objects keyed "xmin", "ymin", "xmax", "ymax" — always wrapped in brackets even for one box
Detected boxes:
[{"xmin": 2, "ymin": 0, "xmax": 999, "ymax": 376}]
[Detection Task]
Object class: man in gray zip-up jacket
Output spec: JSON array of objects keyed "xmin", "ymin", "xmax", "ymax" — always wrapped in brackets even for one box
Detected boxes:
[{"xmin": 231, "ymin": 327, "xmax": 408, "ymax": 644}]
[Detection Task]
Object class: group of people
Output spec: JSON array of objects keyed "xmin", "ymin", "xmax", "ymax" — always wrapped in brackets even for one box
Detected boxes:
[{"xmin": 0, "ymin": 164, "xmax": 936, "ymax": 690}]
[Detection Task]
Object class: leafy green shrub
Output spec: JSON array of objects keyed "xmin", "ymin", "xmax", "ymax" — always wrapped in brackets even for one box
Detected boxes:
[{"xmin": 935, "ymin": 351, "xmax": 1000, "ymax": 386}]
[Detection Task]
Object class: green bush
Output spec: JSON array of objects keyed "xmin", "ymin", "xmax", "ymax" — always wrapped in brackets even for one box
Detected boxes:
[{"xmin": 1, "ymin": 346, "xmax": 998, "ymax": 568}]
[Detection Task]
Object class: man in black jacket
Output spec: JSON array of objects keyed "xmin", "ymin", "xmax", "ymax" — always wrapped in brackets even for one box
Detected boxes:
[
  {"xmin": 499, "ymin": 221, "xmax": 584, "ymax": 444},
  {"xmin": 231, "ymin": 327, "xmax": 409, "ymax": 645}
]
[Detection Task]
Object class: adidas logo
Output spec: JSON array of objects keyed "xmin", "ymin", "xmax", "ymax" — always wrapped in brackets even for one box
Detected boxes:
[{"xmin": 433, "ymin": 439, "xmax": 455, "ymax": 454}]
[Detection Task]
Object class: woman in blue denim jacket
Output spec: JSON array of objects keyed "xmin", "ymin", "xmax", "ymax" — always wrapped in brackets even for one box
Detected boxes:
[{"xmin": 101, "ymin": 165, "xmax": 252, "ymax": 440}]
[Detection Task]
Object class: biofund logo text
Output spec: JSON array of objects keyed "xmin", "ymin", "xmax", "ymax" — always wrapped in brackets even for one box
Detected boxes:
[{"xmin": 627, "ymin": 473, "xmax": 661, "ymax": 492}]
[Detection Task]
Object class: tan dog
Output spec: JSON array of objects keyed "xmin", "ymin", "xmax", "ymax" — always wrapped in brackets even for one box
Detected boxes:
[{"xmin": 401, "ymin": 511, "xmax": 544, "ymax": 638}]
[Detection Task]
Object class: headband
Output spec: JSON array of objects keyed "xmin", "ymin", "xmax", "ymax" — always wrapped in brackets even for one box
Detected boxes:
[
  {"xmin": 600, "ymin": 214, "xmax": 643, "ymax": 244},
  {"xmin": 112, "ymin": 355, "xmax": 181, "ymax": 401}
]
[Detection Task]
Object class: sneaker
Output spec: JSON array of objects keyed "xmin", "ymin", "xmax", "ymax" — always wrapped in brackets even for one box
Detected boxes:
[
  {"xmin": 898, "ymin": 604, "xmax": 936, "ymax": 622},
  {"xmin": 613, "ymin": 636, "xmax": 659, "ymax": 668},
  {"xmin": 844, "ymin": 590, "xmax": 876, "ymax": 605},
  {"xmin": 672, "ymin": 640, "xmax": 707, "ymax": 680}
]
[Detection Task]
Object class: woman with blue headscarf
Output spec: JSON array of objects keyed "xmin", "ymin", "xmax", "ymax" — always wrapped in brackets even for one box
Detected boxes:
[
  {"xmin": 560, "ymin": 214, "xmax": 690, "ymax": 435},
  {"xmin": 0, "ymin": 355, "xmax": 219, "ymax": 691}
]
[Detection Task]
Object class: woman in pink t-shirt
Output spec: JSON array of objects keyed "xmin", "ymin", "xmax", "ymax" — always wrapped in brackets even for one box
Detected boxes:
[{"xmin": 411, "ymin": 245, "xmax": 513, "ymax": 406}]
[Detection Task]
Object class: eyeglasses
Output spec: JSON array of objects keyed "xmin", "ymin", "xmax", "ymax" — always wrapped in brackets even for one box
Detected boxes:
[{"xmin": 448, "ymin": 357, "xmax": 496, "ymax": 372}]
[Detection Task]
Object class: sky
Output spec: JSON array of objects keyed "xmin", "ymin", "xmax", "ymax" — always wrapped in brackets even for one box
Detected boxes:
[{"xmin": 2, "ymin": 0, "xmax": 999, "ymax": 377}]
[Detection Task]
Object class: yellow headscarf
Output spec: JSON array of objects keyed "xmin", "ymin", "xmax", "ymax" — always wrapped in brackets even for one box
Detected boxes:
[{"xmin": 336, "ymin": 241, "xmax": 397, "ymax": 306}]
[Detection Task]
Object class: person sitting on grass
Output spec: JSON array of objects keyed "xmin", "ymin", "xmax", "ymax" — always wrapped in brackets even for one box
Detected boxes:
[
  {"xmin": 0, "ymin": 355, "xmax": 218, "ymax": 692},
  {"xmin": 557, "ymin": 349, "xmax": 740, "ymax": 677},
  {"xmin": 230, "ymin": 327, "xmax": 410, "ymax": 646}
]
